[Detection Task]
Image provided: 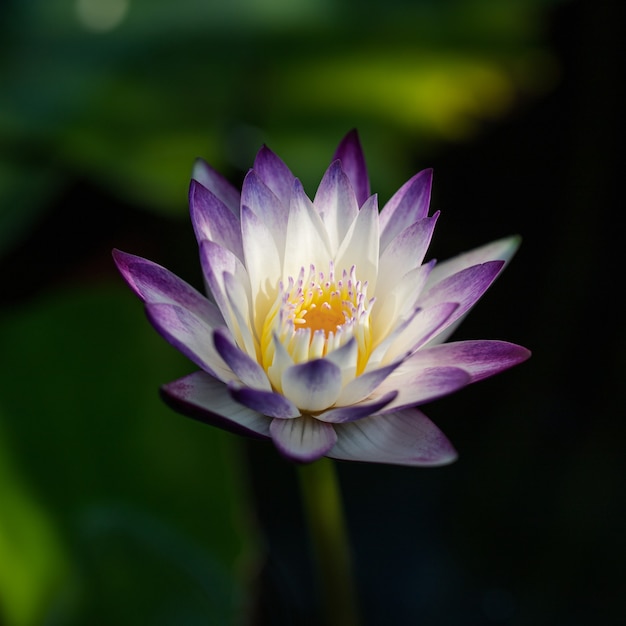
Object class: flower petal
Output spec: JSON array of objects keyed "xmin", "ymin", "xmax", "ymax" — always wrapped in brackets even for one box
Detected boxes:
[
  {"xmin": 199, "ymin": 240, "xmax": 253, "ymax": 347},
  {"xmin": 417, "ymin": 261, "xmax": 505, "ymax": 342},
  {"xmin": 328, "ymin": 409, "xmax": 457, "ymax": 466},
  {"xmin": 381, "ymin": 302, "xmax": 460, "ymax": 364},
  {"xmin": 374, "ymin": 366, "xmax": 471, "ymax": 413},
  {"xmin": 425, "ymin": 235, "xmax": 521, "ymax": 288},
  {"xmin": 253, "ymin": 145, "xmax": 296, "ymax": 210},
  {"xmin": 281, "ymin": 359, "xmax": 343, "ymax": 412},
  {"xmin": 145, "ymin": 303, "xmax": 232, "ymax": 382},
  {"xmin": 161, "ymin": 371, "xmax": 270, "ymax": 438},
  {"xmin": 379, "ymin": 169, "xmax": 433, "ymax": 251},
  {"xmin": 228, "ymin": 384, "xmax": 301, "ymax": 419},
  {"xmin": 335, "ymin": 360, "xmax": 402, "ymax": 406},
  {"xmin": 283, "ymin": 180, "xmax": 332, "ymax": 280},
  {"xmin": 313, "ymin": 160, "xmax": 359, "ymax": 253},
  {"xmin": 112, "ymin": 249, "xmax": 223, "ymax": 327},
  {"xmin": 192, "ymin": 158, "xmax": 240, "ymax": 216},
  {"xmin": 332, "ymin": 129, "xmax": 370, "ymax": 208},
  {"xmin": 213, "ymin": 327, "xmax": 271, "ymax": 390},
  {"xmin": 403, "ymin": 340, "xmax": 531, "ymax": 383},
  {"xmin": 377, "ymin": 213, "xmax": 439, "ymax": 280},
  {"xmin": 189, "ymin": 180, "xmax": 244, "ymax": 260},
  {"xmin": 270, "ymin": 416, "xmax": 337, "ymax": 462},
  {"xmin": 241, "ymin": 205, "xmax": 282, "ymax": 312},
  {"xmin": 241, "ymin": 169, "xmax": 289, "ymax": 260},
  {"xmin": 334, "ymin": 194, "xmax": 379, "ymax": 292},
  {"xmin": 317, "ymin": 390, "xmax": 398, "ymax": 423}
]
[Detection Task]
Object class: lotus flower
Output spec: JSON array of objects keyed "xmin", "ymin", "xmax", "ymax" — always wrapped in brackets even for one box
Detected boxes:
[{"xmin": 113, "ymin": 131, "xmax": 529, "ymax": 465}]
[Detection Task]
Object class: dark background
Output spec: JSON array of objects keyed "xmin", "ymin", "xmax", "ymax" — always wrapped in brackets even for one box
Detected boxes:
[{"xmin": 1, "ymin": 0, "xmax": 624, "ymax": 624}]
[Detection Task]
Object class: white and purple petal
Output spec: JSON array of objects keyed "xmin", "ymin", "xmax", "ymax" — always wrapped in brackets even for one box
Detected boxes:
[
  {"xmin": 317, "ymin": 390, "xmax": 398, "ymax": 424},
  {"xmin": 313, "ymin": 160, "xmax": 359, "ymax": 253},
  {"xmin": 189, "ymin": 180, "xmax": 244, "ymax": 260},
  {"xmin": 192, "ymin": 158, "xmax": 241, "ymax": 216},
  {"xmin": 145, "ymin": 303, "xmax": 233, "ymax": 382},
  {"xmin": 253, "ymin": 145, "xmax": 295, "ymax": 209},
  {"xmin": 161, "ymin": 371, "xmax": 271, "ymax": 438},
  {"xmin": 228, "ymin": 384, "xmax": 301, "ymax": 418},
  {"xmin": 374, "ymin": 366, "xmax": 471, "ymax": 413},
  {"xmin": 379, "ymin": 169, "xmax": 433, "ymax": 251},
  {"xmin": 270, "ymin": 416, "xmax": 337, "ymax": 463},
  {"xmin": 281, "ymin": 359, "xmax": 343, "ymax": 412},
  {"xmin": 332, "ymin": 129, "xmax": 370, "ymax": 208},
  {"xmin": 329, "ymin": 409, "xmax": 457, "ymax": 466},
  {"xmin": 213, "ymin": 327, "xmax": 270, "ymax": 390},
  {"xmin": 403, "ymin": 340, "xmax": 531, "ymax": 383}
]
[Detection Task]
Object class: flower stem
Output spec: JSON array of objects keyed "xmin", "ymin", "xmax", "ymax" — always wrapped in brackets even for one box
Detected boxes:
[{"xmin": 297, "ymin": 457, "xmax": 359, "ymax": 626}]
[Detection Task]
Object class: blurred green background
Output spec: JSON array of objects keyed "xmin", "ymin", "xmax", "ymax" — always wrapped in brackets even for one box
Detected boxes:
[{"xmin": 1, "ymin": 0, "xmax": 624, "ymax": 624}]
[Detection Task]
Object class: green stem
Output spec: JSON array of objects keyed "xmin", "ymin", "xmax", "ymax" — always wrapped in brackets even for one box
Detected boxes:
[{"xmin": 297, "ymin": 457, "xmax": 359, "ymax": 626}]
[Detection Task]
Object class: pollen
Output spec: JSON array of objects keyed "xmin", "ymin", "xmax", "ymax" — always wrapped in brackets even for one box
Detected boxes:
[{"xmin": 261, "ymin": 262, "xmax": 375, "ymax": 380}]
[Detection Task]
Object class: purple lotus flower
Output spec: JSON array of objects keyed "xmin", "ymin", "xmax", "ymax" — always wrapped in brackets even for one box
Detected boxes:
[{"xmin": 114, "ymin": 131, "xmax": 529, "ymax": 465}]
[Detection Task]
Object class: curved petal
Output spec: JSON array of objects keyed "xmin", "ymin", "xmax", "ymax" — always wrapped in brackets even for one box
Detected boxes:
[
  {"xmin": 313, "ymin": 160, "xmax": 359, "ymax": 253},
  {"xmin": 335, "ymin": 360, "xmax": 402, "ymax": 406},
  {"xmin": 213, "ymin": 328, "xmax": 270, "ymax": 390},
  {"xmin": 334, "ymin": 194, "xmax": 379, "ymax": 292},
  {"xmin": 328, "ymin": 409, "xmax": 457, "ymax": 466},
  {"xmin": 317, "ymin": 390, "xmax": 398, "ymax": 424},
  {"xmin": 332, "ymin": 129, "xmax": 370, "ymax": 208},
  {"xmin": 374, "ymin": 366, "xmax": 471, "ymax": 413},
  {"xmin": 281, "ymin": 359, "xmax": 343, "ymax": 412},
  {"xmin": 228, "ymin": 384, "xmax": 301, "ymax": 419},
  {"xmin": 382, "ymin": 302, "xmax": 460, "ymax": 364},
  {"xmin": 199, "ymin": 240, "xmax": 253, "ymax": 345},
  {"xmin": 283, "ymin": 180, "xmax": 332, "ymax": 280},
  {"xmin": 192, "ymin": 158, "xmax": 241, "ymax": 216},
  {"xmin": 241, "ymin": 169, "xmax": 289, "ymax": 259},
  {"xmin": 417, "ymin": 261, "xmax": 505, "ymax": 342},
  {"xmin": 425, "ymin": 235, "xmax": 521, "ymax": 288},
  {"xmin": 377, "ymin": 213, "xmax": 439, "ymax": 281},
  {"xmin": 145, "ymin": 303, "xmax": 233, "ymax": 382},
  {"xmin": 189, "ymin": 180, "xmax": 244, "ymax": 260},
  {"xmin": 403, "ymin": 340, "xmax": 531, "ymax": 383},
  {"xmin": 253, "ymin": 144, "xmax": 295, "ymax": 209},
  {"xmin": 379, "ymin": 169, "xmax": 433, "ymax": 251},
  {"xmin": 270, "ymin": 416, "xmax": 337, "ymax": 462},
  {"xmin": 161, "ymin": 371, "xmax": 270, "ymax": 438},
  {"xmin": 112, "ymin": 249, "xmax": 223, "ymax": 327}
]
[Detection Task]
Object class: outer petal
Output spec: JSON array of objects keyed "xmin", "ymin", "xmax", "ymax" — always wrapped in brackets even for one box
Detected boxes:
[
  {"xmin": 402, "ymin": 340, "xmax": 531, "ymax": 383},
  {"xmin": 379, "ymin": 169, "xmax": 433, "ymax": 251},
  {"xmin": 241, "ymin": 169, "xmax": 289, "ymax": 259},
  {"xmin": 425, "ymin": 235, "xmax": 521, "ymax": 288},
  {"xmin": 189, "ymin": 180, "xmax": 244, "ymax": 260},
  {"xmin": 253, "ymin": 145, "xmax": 295, "ymax": 209},
  {"xmin": 145, "ymin": 303, "xmax": 233, "ymax": 382},
  {"xmin": 332, "ymin": 129, "xmax": 370, "ymax": 207},
  {"xmin": 417, "ymin": 261, "xmax": 505, "ymax": 341},
  {"xmin": 373, "ymin": 366, "xmax": 471, "ymax": 414},
  {"xmin": 313, "ymin": 160, "xmax": 359, "ymax": 253},
  {"xmin": 112, "ymin": 249, "xmax": 223, "ymax": 328},
  {"xmin": 270, "ymin": 416, "xmax": 337, "ymax": 463},
  {"xmin": 328, "ymin": 409, "xmax": 457, "ymax": 466},
  {"xmin": 281, "ymin": 359, "xmax": 343, "ymax": 412},
  {"xmin": 228, "ymin": 384, "xmax": 301, "ymax": 419},
  {"xmin": 192, "ymin": 158, "xmax": 241, "ymax": 216},
  {"xmin": 316, "ymin": 390, "xmax": 398, "ymax": 424},
  {"xmin": 213, "ymin": 328, "xmax": 270, "ymax": 390},
  {"xmin": 161, "ymin": 371, "xmax": 270, "ymax": 438},
  {"xmin": 377, "ymin": 213, "xmax": 439, "ymax": 281}
]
